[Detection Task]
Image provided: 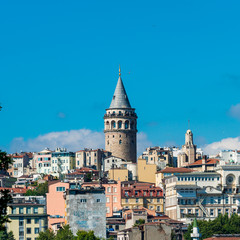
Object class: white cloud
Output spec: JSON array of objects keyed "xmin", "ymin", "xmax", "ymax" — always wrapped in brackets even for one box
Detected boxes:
[
  {"xmin": 10, "ymin": 129, "xmax": 105, "ymax": 153},
  {"xmin": 229, "ymin": 103, "xmax": 240, "ymax": 120},
  {"xmin": 203, "ymin": 136, "xmax": 240, "ymax": 155},
  {"xmin": 10, "ymin": 129, "xmax": 152, "ymax": 157}
]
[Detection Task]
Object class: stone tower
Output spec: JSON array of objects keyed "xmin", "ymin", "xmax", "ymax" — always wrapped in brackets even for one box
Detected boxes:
[
  {"xmin": 178, "ymin": 129, "xmax": 197, "ymax": 167},
  {"xmin": 104, "ymin": 67, "xmax": 137, "ymax": 163}
]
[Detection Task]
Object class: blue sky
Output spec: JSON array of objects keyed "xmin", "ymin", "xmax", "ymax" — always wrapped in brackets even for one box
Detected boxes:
[{"xmin": 1, "ymin": 0, "xmax": 240, "ymax": 154}]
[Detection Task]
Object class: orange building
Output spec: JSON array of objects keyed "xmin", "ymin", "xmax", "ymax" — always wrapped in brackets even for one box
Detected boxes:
[
  {"xmin": 82, "ymin": 180, "xmax": 121, "ymax": 217},
  {"xmin": 46, "ymin": 180, "xmax": 69, "ymax": 230}
]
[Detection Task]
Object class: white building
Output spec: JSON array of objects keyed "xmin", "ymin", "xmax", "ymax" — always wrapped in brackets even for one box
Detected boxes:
[
  {"xmin": 51, "ymin": 148, "xmax": 75, "ymax": 176},
  {"xmin": 218, "ymin": 150, "xmax": 240, "ymax": 165},
  {"xmin": 165, "ymin": 164, "xmax": 240, "ymax": 223},
  {"xmin": 34, "ymin": 148, "xmax": 52, "ymax": 174}
]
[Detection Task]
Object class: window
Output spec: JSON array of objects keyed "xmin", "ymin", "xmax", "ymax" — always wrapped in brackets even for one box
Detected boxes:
[
  {"xmin": 210, "ymin": 209, "xmax": 214, "ymax": 216},
  {"xmin": 210, "ymin": 197, "xmax": 214, "ymax": 204},
  {"xmin": 27, "ymin": 218, "xmax": 31, "ymax": 224},
  {"xmin": 195, "ymin": 209, "xmax": 199, "ymax": 216},
  {"xmin": 19, "ymin": 207, "xmax": 24, "ymax": 214},
  {"xmin": 107, "ymin": 187, "xmax": 111, "ymax": 193},
  {"xmin": 226, "ymin": 209, "xmax": 229, "ymax": 215},
  {"xmin": 233, "ymin": 197, "xmax": 236, "ymax": 204},
  {"xmin": 188, "ymin": 209, "xmax": 192, "ymax": 215},
  {"xmin": 225, "ymin": 197, "xmax": 229, "ymax": 204},
  {"xmin": 218, "ymin": 209, "xmax": 221, "ymax": 215},
  {"xmin": 12, "ymin": 207, "xmax": 16, "ymax": 214},
  {"xmin": 119, "ymin": 140, "xmax": 122, "ymax": 144},
  {"xmin": 106, "ymin": 197, "xmax": 110, "ymax": 203},
  {"xmin": 35, "ymin": 218, "xmax": 39, "ymax": 224},
  {"xmin": 136, "ymin": 198, "xmax": 139, "ymax": 203},
  {"xmin": 114, "ymin": 187, "xmax": 117, "ymax": 193},
  {"xmin": 80, "ymin": 199, "xmax": 87, "ymax": 203},
  {"xmin": 157, "ymin": 198, "xmax": 160, "ymax": 203},
  {"xmin": 27, "ymin": 238, "xmax": 31, "ymax": 240},
  {"xmin": 125, "ymin": 199, "xmax": 128, "ymax": 203},
  {"xmin": 33, "ymin": 207, "xmax": 38, "ymax": 214},
  {"xmin": 56, "ymin": 187, "xmax": 66, "ymax": 192},
  {"xmin": 35, "ymin": 228, "xmax": 39, "ymax": 234},
  {"xmin": 107, "ymin": 207, "xmax": 110, "ymax": 213},
  {"xmin": 218, "ymin": 197, "xmax": 221, "ymax": 204},
  {"xmin": 27, "ymin": 228, "xmax": 31, "ymax": 234},
  {"xmin": 97, "ymin": 199, "xmax": 101, "ymax": 203},
  {"xmin": 113, "ymin": 197, "xmax": 117, "ymax": 203},
  {"xmin": 27, "ymin": 207, "xmax": 31, "ymax": 214}
]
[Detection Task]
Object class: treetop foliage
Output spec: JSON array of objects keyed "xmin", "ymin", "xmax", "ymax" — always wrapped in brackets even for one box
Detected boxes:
[
  {"xmin": 184, "ymin": 214, "xmax": 240, "ymax": 240},
  {"xmin": 36, "ymin": 225, "xmax": 100, "ymax": 240}
]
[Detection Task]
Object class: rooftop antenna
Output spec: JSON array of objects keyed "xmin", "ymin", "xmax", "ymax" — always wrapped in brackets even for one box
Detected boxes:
[{"xmin": 188, "ymin": 120, "xmax": 190, "ymax": 130}]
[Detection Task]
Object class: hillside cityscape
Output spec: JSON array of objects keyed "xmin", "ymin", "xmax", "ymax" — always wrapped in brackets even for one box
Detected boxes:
[{"xmin": 1, "ymin": 69, "xmax": 240, "ymax": 240}]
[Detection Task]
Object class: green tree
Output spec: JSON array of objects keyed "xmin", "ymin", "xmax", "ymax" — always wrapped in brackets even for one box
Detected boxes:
[
  {"xmin": 0, "ymin": 230, "xmax": 15, "ymax": 240},
  {"xmin": 55, "ymin": 225, "xmax": 75, "ymax": 240},
  {"xmin": 36, "ymin": 229, "xmax": 55, "ymax": 240},
  {"xmin": 133, "ymin": 218, "xmax": 145, "ymax": 226},
  {"xmin": 76, "ymin": 230, "xmax": 99, "ymax": 240},
  {"xmin": 184, "ymin": 214, "xmax": 240, "ymax": 240},
  {"xmin": 25, "ymin": 181, "xmax": 48, "ymax": 196},
  {"xmin": 0, "ymin": 150, "xmax": 13, "ymax": 231}
]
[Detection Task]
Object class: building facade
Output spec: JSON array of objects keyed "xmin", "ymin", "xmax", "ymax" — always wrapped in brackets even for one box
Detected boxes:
[
  {"xmin": 178, "ymin": 129, "xmax": 197, "ymax": 167},
  {"xmin": 65, "ymin": 187, "xmax": 106, "ymax": 239},
  {"xmin": 75, "ymin": 149, "xmax": 111, "ymax": 170},
  {"xmin": 104, "ymin": 67, "xmax": 137, "ymax": 163},
  {"xmin": 7, "ymin": 196, "xmax": 48, "ymax": 240},
  {"xmin": 51, "ymin": 148, "xmax": 75, "ymax": 176},
  {"xmin": 164, "ymin": 165, "xmax": 240, "ymax": 223},
  {"xmin": 121, "ymin": 181, "xmax": 164, "ymax": 212},
  {"xmin": 46, "ymin": 180, "xmax": 70, "ymax": 230},
  {"xmin": 34, "ymin": 148, "xmax": 52, "ymax": 174}
]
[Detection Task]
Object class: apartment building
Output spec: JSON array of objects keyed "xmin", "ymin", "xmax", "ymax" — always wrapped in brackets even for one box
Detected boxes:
[
  {"xmin": 121, "ymin": 181, "xmax": 164, "ymax": 212},
  {"xmin": 7, "ymin": 196, "xmax": 48, "ymax": 240},
  {"xmin": 46, "ymin": 180, "xmax": 70, "ymax": 230},
  {"xmin": 9, "ymin": 154, "xmax": 30, "ymax": 178},
  {"xmin": 34, "ymin": 148, "xmax": 52, "ymax": 174},
  {"xmin": 164, "ymin": 164, "xmax": 240, "ymax": 223},
  {"xmin": 82, "ymin": 180, "xmax": 122, "ymax": 217},
  {"xmin": 75, "ymin": 148, "xmax": 111, "ymax": 170},
  {"xmin": 65, "ymin": 187, "xmax": 106, "ymax": 238},
  {"xmin": 140, "ymin": 147, "xmax": 173, "ymax": 169},
  {"xmin": 51, "ymin": 148, "xmax": 75, "ymax": 176}
]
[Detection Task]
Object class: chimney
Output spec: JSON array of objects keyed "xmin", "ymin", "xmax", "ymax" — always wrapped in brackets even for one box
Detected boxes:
[{"xmin": 202, "ymin": 155, "xmax": 207, "ymax": 172}]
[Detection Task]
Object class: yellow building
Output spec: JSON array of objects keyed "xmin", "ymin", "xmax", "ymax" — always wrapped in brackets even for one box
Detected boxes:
[
  {"xmin": 121, "ymin": 181, "xmax": 164, "ymax": 213},
  {"xmin": 7, "ymin": 196, "xmax": 48, "ymax": 240},
  {"xmin": 109, "ymin": 168, "xmax": 129, "ymax": 181},
  {"xmin": 137, "ymin": 158, "xmax": 156, "ymax": 183}
]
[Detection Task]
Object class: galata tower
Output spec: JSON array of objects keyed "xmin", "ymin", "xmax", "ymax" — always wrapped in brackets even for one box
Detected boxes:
[{"xmin": 104, "ymin": 67, "xmax": 137, "ymax": 163}]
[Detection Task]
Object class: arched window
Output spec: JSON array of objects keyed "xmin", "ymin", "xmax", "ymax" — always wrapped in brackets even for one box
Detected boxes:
[
  {"xmin": 125, "ymin": 120, "xmax": 129, "ymax": 129},
  {"xmin": 111, "ymin": 121, "xmax": 116, "ymax": 129},
  {"xmin": 106, "ymin": 121, "xmax": 109, "ymax": 130},
  {"xmin": 118, "ymin": 121, "xmax": 122, "ymax": 129},
  {"xmin": 119, "ymin": 140, "xmax": 122, "ymax": 144}
]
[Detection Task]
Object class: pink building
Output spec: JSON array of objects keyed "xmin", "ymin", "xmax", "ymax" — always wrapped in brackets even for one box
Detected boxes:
[
  {"xmin": 82, "ymin": 180, "xmax": 121, "ymax": 217},
  {"xmin": 34, "ymin": 148, "xmax": 52, "ymax": 174},
  {"xmin": 46, "ymin": 180, "xmax": 69, "ymax": 230}
]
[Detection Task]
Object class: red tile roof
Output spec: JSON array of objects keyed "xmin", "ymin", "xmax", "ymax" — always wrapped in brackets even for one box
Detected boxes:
[
  {"xmin": 0, "ymin": 187, "xmax": 27, "ymax": 194},
  {"xmin": 188, "ymin": 158, "xmax": 219, "ymax": 166},
  {"xmin": 158, "ymin": 167, "xmax": 193, "ymax": 173}
]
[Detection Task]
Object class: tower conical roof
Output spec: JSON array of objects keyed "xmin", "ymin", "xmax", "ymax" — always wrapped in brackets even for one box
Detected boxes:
[
  {"xmin": 109, "ymin": 73, "xmax": 131, "ymax": 109},
  {"xmin": 193, "ymin": 218, "xmax": 198, "ymax": 228}
]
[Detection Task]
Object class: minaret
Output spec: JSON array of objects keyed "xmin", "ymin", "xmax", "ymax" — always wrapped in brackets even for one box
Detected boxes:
[
  {"xmin": 182, "ymin": 129, "xmax": 196, "ymax": 164},
  {"xmin": 191, "ymin": 219, "xmax": 201, "ymax": 240},
  {"xmin": 104, "ymin": 66, "xmax": 137, "ymax": 163}
]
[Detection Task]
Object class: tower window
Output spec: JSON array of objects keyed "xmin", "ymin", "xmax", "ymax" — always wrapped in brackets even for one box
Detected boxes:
[
  {"xmin": 118, "ymin": 121, "xmax": 122, "ymax": 129},
  {"xmin": 125, "ymin": 121, "xmax": 129, "ymax": 129},
  {"xmin": 113, "ymin": 135, "xmax": 114, "ymax": 138},
  {"xmin": 119, "ymin": 140, "xmax": 122, "ymax": 144},
  {"xmin": 107, "ymin": 141, "xmax": 109, "ymax": 145},
  {"xmin": 119, "ymin": 135, "xmax": 121, "ymax": 138},
  {"xmin": 111, "ymin": 121, "xmax": 116, "ymax": 129}
]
